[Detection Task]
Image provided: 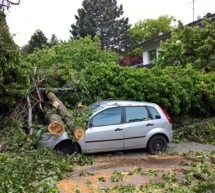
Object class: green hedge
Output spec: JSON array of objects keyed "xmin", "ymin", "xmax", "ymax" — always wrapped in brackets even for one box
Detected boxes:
[{"xmin": 74, "ymin": 64, "xmax": 215, "ymax": 116}]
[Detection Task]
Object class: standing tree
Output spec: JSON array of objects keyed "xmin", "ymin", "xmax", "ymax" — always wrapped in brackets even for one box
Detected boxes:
[
  {"xmin": 127, "ymin": 15, "xmax": 175, "ymax": 56},
  {"xmin": 129, "ymin": 15, "xmax": 175, "ymax": 45},
  {"xmin": 0, "ymin": 10, "xmax": 29, "ymax": 112},
  {"xmin": 70, "ymin": 8, "xmax": 96, "ymax": 39},
  {"xmin": 22, "ymin": 29, "xmax": 48, "ymax": 54},
  {"xmin": 70, "ymin": 0, "xmax": 131, "ymax": 52},
  {"xmin": 49, "ymin": 34, "xmax": 60, "ymax": 47}
]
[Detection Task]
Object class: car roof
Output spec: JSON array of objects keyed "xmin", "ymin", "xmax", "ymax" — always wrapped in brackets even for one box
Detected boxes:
[
  {"xmin": 103, "ymin": 100, "xmax": 154, "ymax": 105},
  {"xmin": 91, "ymin": 100, "xmax": 156, "ymax": 110}
]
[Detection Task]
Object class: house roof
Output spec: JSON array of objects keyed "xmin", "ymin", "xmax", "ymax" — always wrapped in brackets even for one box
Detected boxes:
[{"xmin": 137, "ymin": 31, "xmax": 171, "ymax": 47}]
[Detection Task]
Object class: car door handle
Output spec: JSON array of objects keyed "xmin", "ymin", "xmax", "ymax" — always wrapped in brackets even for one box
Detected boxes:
[
  {"xmin": 115, "ymin": 128, "xmax": 123, "ymax": 131},
  {"xmin": 146, "ymin": 123, "xmax": 154, "ymax": 127}
]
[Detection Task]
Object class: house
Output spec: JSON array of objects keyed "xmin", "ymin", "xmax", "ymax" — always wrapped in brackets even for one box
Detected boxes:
[
  {"xmin": 141, "ymin": 31, "xmax": 171, "ymax": 66},
  {"xmin": 135, "ymin": 13, "xmax": 215, "ymax": 68}
]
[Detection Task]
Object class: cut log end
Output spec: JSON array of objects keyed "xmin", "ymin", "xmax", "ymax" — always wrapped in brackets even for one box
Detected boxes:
[
  {"xmin": 73, "ymin": 127, "xmax": 85, "ymax": 140},
  {"xmin": 48, "ymin": 121, "xmax": 65, "ymax": 135}
]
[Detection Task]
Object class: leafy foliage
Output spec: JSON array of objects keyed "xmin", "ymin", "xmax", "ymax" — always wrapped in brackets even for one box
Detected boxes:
[
  {"xmin": 0, "ymin": 149, "xmax": 93, "ymax": 192},
  {"xmin": 70, "ymin": 0, "xmax": 131, "ymax": 52},
  {"xmin": 128, "ymin": 15, "xmax": 175, "ymax": 56},
  {"xmin": 155, "ymin": 18, "xmax": 215, "ymax": 71},
  {"xmin": 71, "ymin": 107, "xmax": 91, "ymax": 130},
  {"xmin": 130, "ymin": 15, "xmax": 175, "ymax": 44},
  {"xmin": 0, "ymin": 123, "xmax": 93, "ymax": 192},
  {"xmin": 26, "ymin": 37, "xmax": 215, "ymax": 117},
  {"xmin": 26, "ymin": 36, "xmax": 118, "ymax": 87},
  {"xmin": 0, "ymin": 11, "xmax": 29, "ymax": 110},
  {"xmin": 49, "ymin": 34, "xmax": 60, "ymax": 47},
  {"xmin": 76, "ymin": 64, "xmax": 215, "ymax": 116},
  {"xmin": 174, "ymin": 119, "xmax": 215, "ymax": 144}
]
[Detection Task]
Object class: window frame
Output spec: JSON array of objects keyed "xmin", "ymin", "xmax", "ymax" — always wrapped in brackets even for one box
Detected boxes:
[
  {"xmin": 123, "ymin": 106, "xmax": 152, "ymax": 124},
  {"xmin": 90, "ymin": 107, "xmax": 123, "ymax": 127},
  {"xmin": 148, "ymin": 49, "xmax": 157, "ymax": 62},
  {"xmin": 147, "ymin": 105, "xmax": 161, "ymax": 120}
]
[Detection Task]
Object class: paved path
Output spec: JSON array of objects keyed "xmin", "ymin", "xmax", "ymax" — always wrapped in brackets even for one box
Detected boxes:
[{"xmin": 168, "ymin": 142, "xmax": 215, "ymax": 153}]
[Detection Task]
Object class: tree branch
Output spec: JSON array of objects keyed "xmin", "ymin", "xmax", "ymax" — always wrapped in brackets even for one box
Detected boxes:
[
  {"xmin": 7, "ymin": 0, "xmax": 20, "ymax": 5},
  {"xmin": 26, "ymin": 95, "xmax": 34, "ymax": 135},
  {"xmin": 0, "ymin": 0, "xmax": 20, "ymax": 10},
  {"xmin": 39, "ymin": 88, "xmax": 74, "ymax": 92}
]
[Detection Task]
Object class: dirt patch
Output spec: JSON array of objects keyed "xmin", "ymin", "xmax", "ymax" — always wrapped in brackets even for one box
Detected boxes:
[{"xmin": 57, "ymin": 142, "xmax": 215, "ymax": 193}]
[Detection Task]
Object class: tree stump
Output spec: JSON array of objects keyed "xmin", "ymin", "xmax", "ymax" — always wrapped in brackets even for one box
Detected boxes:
[{"xmin": 47, "ymin": 114, "xmax": 65, "ymax": 135}]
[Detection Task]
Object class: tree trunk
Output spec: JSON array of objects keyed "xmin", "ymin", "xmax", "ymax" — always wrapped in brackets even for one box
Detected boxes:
[
  {"xmin": 47, "ymin": 113, "xmax": 65, "ymax": 135},
  {"xmin": 46, "ymin": 92, "xmax": 85, "ymax": 139}
]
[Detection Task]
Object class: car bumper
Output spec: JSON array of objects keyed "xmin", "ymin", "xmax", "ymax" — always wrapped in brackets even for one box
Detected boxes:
[{"xmin": 38, "ymin": 131, "xmax": 71, "ymax": 149}]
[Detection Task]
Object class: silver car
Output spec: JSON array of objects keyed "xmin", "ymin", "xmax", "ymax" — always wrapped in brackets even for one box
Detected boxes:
[{"xmin": 38, "ymin": 100, "xmax": 173, "ymax": 154}]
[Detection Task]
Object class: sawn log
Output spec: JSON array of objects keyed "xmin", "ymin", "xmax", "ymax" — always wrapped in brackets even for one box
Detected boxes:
[
  {"xmin": 47, "ymin": 114, "xmax": 65, "ymax": 135},
  {"xmin": 46, "ymin": 92, "xmax": 85, "ymax": 139}
]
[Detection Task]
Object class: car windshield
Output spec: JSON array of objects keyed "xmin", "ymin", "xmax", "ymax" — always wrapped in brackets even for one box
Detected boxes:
[{"xmin": 89, "ymin": 103, "xmax": 104, "ymax": 114}]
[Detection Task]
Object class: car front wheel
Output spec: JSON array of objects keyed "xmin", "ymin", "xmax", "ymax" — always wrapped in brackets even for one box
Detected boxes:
[
  {"xmin": 55, "ymin": 141, "xmax": 80, "ymax": 155},
  {"xmin": 147, "ymin": 135, "xmax": 167, "ymax": 154}
]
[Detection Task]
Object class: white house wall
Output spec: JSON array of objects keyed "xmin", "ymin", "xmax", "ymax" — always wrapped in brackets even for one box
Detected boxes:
[{"xmin": 142, "ymin": 41, "xmax": 160, "ymax": 65}]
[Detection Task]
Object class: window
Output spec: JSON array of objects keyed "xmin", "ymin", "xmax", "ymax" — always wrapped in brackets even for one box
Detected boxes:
[
  {"xmin": 92, "ymin": 107, "xmax": 122, "ymax": 127},
  {"xmin": 148, "ymin": 49, "xmax": 157, "ymax": 61},
  {"xmin": 148, "ymin": 106, "xmax": 161, "ymax": 119},
  {"xmin": 125, "ymin": 106, "xmax": 150, "ymax": 123}
]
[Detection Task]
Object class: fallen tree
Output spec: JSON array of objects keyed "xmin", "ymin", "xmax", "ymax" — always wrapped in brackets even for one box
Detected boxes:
[{"xmin": 46, "ymin": 91, "xmax": 85, "ymax": 139}]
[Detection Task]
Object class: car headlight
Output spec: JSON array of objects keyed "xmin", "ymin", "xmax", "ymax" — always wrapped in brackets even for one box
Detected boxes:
[{"xmin": 40, "ymin": 132, "xmax": 52, "ymax": 141}]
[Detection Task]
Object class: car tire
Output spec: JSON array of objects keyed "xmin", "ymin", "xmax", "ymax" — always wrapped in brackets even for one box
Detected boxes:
[
  {"xmin": 55, "ymin": 141, "xmax": 80, "ymax": 155},
  {"xmin": 147, "ymin": 135, "xmax": 167, "ymax": 154}
]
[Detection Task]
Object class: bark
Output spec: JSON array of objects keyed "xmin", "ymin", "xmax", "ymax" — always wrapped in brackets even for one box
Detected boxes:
[
  {"xmin": 48, "ymin": 113, "xmax": 63, "ymax": 123},
  {"xmin": 33, "ymin": 77, "xmax": 44, "ymax": 110},
  {"xmin": 26, "ymin": 95, "xmax": 34, "ymax": 135},
  {"xmin": 46, "ymin": 92, "xmax": 85, "ymax": 139},
  {"xmin": 39, "ymin": 88, "xmax": 74, "ymax": 92}
]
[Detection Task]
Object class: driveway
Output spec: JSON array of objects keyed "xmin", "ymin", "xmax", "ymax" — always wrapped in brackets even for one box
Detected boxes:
[
  {"xmin": 168, "ymin": 142, "xmax": 215, "ymax": 153},
  {"xmin": 57, "ymin": 142, "xmax": 215, "ymax": 193}
]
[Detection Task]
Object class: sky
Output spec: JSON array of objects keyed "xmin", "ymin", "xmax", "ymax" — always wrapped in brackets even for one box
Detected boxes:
[{"xmin": 5, "ymin": 0, "xmax": 215, "ymax": 47}]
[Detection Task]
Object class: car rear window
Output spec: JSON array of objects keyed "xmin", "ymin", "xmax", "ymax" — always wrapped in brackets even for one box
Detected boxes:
[
  {"xmin": 148, "ymin": 106, "xmax": 161, "ymax": 119},
  {"xmin": 125, "ymin": 106, "xmax": 150, "ymax": 123}
]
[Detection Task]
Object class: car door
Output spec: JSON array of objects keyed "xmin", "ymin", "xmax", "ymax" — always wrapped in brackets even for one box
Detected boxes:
[
  {"xmin": 85, "ymin": 107, "xmax": 124, "ymax": 152},
  {"xmin": 123, "ymin": 106, "xmax": 154, "ymax": 148}
]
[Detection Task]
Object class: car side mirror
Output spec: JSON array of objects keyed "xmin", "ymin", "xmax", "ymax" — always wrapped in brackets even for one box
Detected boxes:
[
  {"xmin": 155, "ymin": 115, "xmax": 161, "ymax": 119},
  {"xmin": 88, "ymin": 121, "xmax": 93, "ymax": 128}
]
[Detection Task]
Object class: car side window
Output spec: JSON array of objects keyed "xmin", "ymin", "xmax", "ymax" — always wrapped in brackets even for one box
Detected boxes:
[
  {"xmin": 148, "ymin": 106, "xmax": 161, "ymax": 119},
  {"xmin": 125, "ymin": 106, "xmax": 150, "ymax": 123},
  {"xmin": 92, "ymin": 107, "xmax": 122, "ymax": 127}
]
